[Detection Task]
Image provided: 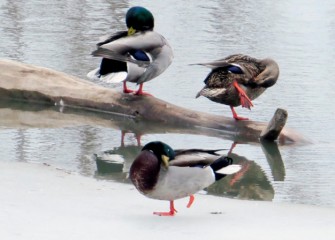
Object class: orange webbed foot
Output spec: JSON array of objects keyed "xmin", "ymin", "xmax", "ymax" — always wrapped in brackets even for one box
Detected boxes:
[
  {"xmin": 153, "ymin": 210, "xmax": 176, "ymax": 216},
  {"xmin": 123, "ymin": 89, "xmax": 135, "ymax": 94},
  {"xmin": 153, "ymin": 201, "xmax": 177, "ymax": 217},
  {"xmin": 134, "ymin": 83, "xmax": 153, "ymax": 96},
  {"xmin": 230, "ymin": 106, "xmax": 249, "ymax": 121},
  {"xmin": 233, "ymin": 81, "xmax": 254, "ymax": 109},
  {"xmin": 134, "ymin": 90, "xmax": 153, "ymax": 96},
  {"xmin": 123, "ymin": 82, "xmax": 135, "ymax": 94}
]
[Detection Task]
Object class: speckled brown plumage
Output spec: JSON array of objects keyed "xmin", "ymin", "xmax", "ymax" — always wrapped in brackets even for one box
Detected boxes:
[{"xmin": 196, "ymin": 54, "xmax": 279, "ymax": 107}]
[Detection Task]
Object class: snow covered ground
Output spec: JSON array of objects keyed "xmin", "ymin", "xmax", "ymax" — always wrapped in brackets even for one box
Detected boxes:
[{"xmin": 1, "ymin": 161, "xmax": 334, "ymax": 240}]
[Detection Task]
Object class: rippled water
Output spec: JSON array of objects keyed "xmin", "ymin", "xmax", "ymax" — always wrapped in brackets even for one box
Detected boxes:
[{"xmin": 1, "ymin": 0, "xmax": 335, "ymax": 207}]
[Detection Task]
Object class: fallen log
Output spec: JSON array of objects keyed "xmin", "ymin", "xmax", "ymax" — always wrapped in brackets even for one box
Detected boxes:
[{"xmin": 0, "ymin": 59, "xmax": 308, "ymax": 144}]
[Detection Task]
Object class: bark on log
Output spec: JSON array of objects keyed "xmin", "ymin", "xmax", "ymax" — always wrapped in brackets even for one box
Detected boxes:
[{"xmin": 0, "ymin": 59, "xmax": 308, "ymax": 144}]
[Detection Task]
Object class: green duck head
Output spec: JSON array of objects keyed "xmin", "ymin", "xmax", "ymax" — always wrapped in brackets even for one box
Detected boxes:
[
  {"xmin": 142, "ymin": 141, "xmax": 175, "ymax": 168},
  {"xmin": 126, "ymin": 6, "xmax": 154, "ymax": 35}
]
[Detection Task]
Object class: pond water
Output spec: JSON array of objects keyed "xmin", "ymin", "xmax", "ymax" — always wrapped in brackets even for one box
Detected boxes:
[{"xmin": 1, "ymin": 0, "xmax": 335, "ymax": 207}]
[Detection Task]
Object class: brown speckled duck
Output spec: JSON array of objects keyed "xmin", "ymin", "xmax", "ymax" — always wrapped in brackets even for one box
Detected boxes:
[
  {"xmin": 129, "ymin": 141, "xmax": 241, "ymax": 216},
  {"xmin": 195, "ymin": 54, "xmax": 280, "ymax": 120}
]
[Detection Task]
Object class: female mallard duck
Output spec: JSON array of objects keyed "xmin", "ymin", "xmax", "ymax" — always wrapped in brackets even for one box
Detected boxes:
[
  {"xmin": 87, "ymin": 6, "xmax": 173, "ymax": 95},
  {"xmin": 195, "ymin": 54, "xmax": 279, "ymax": 120},
  {"xmin": 129, "ymin": 141, "xmax": 241, "ymax": 216}
]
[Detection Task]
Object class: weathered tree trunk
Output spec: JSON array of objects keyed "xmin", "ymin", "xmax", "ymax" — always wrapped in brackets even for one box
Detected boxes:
[{"xmin": 0, "ymin": 59, "xmax": 307, "ymax": 144}]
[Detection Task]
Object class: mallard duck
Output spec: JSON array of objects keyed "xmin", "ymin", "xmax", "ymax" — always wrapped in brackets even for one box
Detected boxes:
[
  {"xmin": 87, "ymin": 6, "xmax": 173, "ymax": 95},
  {"xmin": 195, "ymin": 54, "xmax": 279, "ymax": 120},
  {"xmin": 129, "ymin": 141, "xmax": 241, "ymax": 216}
]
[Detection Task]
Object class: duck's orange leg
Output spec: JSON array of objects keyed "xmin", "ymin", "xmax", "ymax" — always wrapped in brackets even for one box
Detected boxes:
[
  {"xmin": 229, "ymin": 162, "xmax": 251, "ymax": 186},
  {"xmin": 233, "ymin": 81, "xmax": 253, "ymax": 109},
  {"xmin": 134, "ymin": 134, "xmax": 141, "ymax": 146},
  {"xmin": 230, "ymin": 106, "xmax": 249, "ymax": 121},
  {"xmin": 134, "ymin": 83, "xmax": 153, "ymax": 96},
  {"xmin": 186, "ymin": 195, "xmax": 195, "ymax": 208},
  {"xmin": 153, "ymin": 201, "xmax": 177, "ymax": 216},
  {"xmin": 121, "ymin": 130, "xmax": 127, "ymax": 147},
  {"xmin": 123, "ymin": 82, "xmax": 135, "ymax": 94},
  {"xmin": 228, "ymin": 142, "xmax": 238, "ymax": 155}
]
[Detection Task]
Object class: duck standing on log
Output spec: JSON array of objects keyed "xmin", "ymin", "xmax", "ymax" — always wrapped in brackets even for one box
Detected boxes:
[
  {"xmin": 195, "ymin": 54, "xmax": 279, "ymax": 120},
  {"xmin": 87, "ymin": 6, "xmax": 173, "ymax": 96},
  {"xmin": 129, "ymin": 141, "xmax": 241, "ymax": 216}
]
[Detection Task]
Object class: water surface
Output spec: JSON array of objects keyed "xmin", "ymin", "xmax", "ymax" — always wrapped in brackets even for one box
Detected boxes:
[{"xmin": 1, "ymin": 0, "xmax": 335, "ymax": 207}]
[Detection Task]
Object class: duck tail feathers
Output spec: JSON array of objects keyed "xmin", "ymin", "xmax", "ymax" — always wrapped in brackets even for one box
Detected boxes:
[
  {"xmin": 210, "ymin": 156, "xmax": 241, "ymax": 180},
  {"xmin": 210, "ymin": 156, "xmax": 233, "ymax": 171}
]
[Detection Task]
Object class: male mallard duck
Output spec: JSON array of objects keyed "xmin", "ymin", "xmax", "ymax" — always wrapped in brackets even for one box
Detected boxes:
[
  {"xmin": 195, "ymin": 54, "xmax": 279, "ymax": 120},
  {"xmin": 129, "ymin": 141, "xmax": 241, "ymax": 216},
  {"xmin": 87, "ymin": 6, "xmax": 173, "ymax": 95}
]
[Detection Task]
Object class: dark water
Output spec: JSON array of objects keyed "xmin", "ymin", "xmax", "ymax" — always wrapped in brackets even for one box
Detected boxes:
[{"xmin": 1, "ymin": 0, "xmax": 335, "ymax": 207}]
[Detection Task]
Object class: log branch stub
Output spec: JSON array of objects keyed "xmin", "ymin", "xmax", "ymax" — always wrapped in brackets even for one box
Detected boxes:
[{"xmin": 260, "ymin": 108, "xmax": 288, "ymax": 141}]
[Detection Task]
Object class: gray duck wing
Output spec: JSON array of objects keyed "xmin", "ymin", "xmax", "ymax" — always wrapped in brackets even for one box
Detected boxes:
[
  {"xmin": 91, "ymin": 31, "xmax": 142, "ymax": 64},
  {"xmin": 170, "ymin": 149, "xmax": 225, "ymax": 167},
  {"xmin": 91, "ymin": 47, "xmax": 150, "ymax": 67},
  {"xmin": 96, "ymin": 31, "xmax": 128, "ymax": 46},
  {"xmin": 92, "ymin": 31, "xmax": 173, "ymax": 82},
  {"xmin": 191, "ymin": 59, "xmax": 242, "ymax": 70},
  {"xmin": 137, "ymin": 42, "xmax": 173, "ymax": 83}
]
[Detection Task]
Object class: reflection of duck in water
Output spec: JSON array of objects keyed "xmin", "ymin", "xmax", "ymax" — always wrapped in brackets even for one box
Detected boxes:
[
  {"xmin": 94, "ymin": 129, "xmax": 143, "ymax": 180},
  {"xmin": 88, "ymin": 6, "xmax": 173, "ymax": 95},
  {"xmin": 129, "ymin": 141, "xmax": 241, "ymax": 216},
  {"xmin": 207, "ymin": 143, "xmax": 275, "ymax": 201},
  {"xmin": 94, "ymin": 144, "xmax": 142, "ymax": 181},
  {"xmin": 95, "ymin": 141, "xmax": 279, "ymax": 202},
  {"xmin": 120, "ymin": 130, "xmax": 142, "ymax": 147},
  {"xmin": 195, "ymin": 54, "xmax": 279, "ymax": 120}
]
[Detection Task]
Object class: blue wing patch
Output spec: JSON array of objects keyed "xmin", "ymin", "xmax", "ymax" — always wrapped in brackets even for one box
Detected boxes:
[
  {"xmin": 227, "ymin": 65, "xmax": 244, "ymax": 74},
  {"xmin": 130, "ymin": 50, "xmax": 150, "ymax": 61}
]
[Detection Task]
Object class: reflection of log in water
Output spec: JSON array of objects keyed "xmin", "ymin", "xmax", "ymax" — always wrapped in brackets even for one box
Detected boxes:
[
  {"xmin": 261, "ymin": 140, "xmax": 286, "ymax": 181},
  {"xmin": 0, "ymin": 98, "xmax": 301, "ymax": 145},
  {"xmin": 0, "ymin": 59, "xmax": 308, "ymax": 144}
]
